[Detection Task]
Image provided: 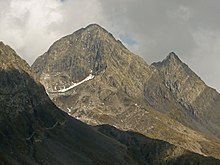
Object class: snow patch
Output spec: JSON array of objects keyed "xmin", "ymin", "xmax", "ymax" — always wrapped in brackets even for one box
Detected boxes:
[
  {"xmin": 67, "ymin": 107, "xmax": 72, "ymax": 115},
  {"xmin": 67, "ymin": 107, "xmax": 72, "ymax": 113},
  {"xmin": 55, "ymin": 73, "xmax": 94, "ymax": 93}
]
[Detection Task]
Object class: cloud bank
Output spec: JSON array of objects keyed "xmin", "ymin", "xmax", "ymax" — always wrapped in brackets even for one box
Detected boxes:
[{"xmin": 0, "ymin": 0, "xmax": 220, "ymax": 91}]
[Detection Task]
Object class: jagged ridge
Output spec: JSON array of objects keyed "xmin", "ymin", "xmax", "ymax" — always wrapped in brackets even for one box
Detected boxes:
[
  {"xmin": 32, "ymin": 24, "xmax": 220, "ymax": 159},
  {"xmin": 152, "ymin": 52, "xmax": 220, "ymax": 137}
]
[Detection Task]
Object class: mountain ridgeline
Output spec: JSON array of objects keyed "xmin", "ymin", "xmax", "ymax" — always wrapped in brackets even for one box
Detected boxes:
[
  {"xmin": 1, "ymin": 41, "xmax": 220, "ymax": 164},
  {"xmin": 151, "ymin": 53, "xmax": 220, "ymax": 136},
  {"xmin": 32, "ymin": 24, "xmax": 220, "ymax": 160}
]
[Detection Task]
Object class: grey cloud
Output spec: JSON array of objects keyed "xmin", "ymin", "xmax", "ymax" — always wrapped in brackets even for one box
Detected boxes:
[
  {"xmin": 0, "ymin": 0, "xmax": 220, "ymax": 91},
  {"xmin": 98, "ymin": 0, "xmax": 196, "ymax": 61},
  {"xmin": 98, "ymin": 0, "xmax": 220, "ymax": 91}
]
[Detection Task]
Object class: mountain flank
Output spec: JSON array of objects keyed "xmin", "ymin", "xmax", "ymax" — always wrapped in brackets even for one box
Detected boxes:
[{"xmin": 32, "ymin": 24, "xmax": 220, "ymax": 159}]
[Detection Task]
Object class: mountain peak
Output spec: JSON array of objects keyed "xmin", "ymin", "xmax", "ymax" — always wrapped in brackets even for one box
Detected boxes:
[
  {"xmin": 74, "ymin": 23, "xmax": 109, "ymax": 36},
  {"xmin": 0, "ymin": 41, "xmax": 31, "ymax": 72},
  {"xmin": 152, "ymin": 52, "xmax": 184, "ymax": 68},
  {"xmin": 0, "ymin": 41, "xmax": 16, "ymax": 60},
  {"xmin": 32, "ymin": 23, "xmax": 153, "ymax": 98},
  {"xmin": 0, "ymin": 41, "xmax": 4, "ymax": 46},
  {"xmin": 79, "ymin": 24, "xmax": 117, "ymax": 41},
  {"xmin": 163, "ymin": 52, "xmax": 183, "ymax": 66},
  {"xmin": 166, "ymin": 52, "xmax": 181, "ymax": 61},
  {"xmin": 32, "ymin": 23, "xmax": 132, "ymax": 86},
  {"xmin": 85, "ymin": 23, "xmax": 103, "ymax": 30},
  {"xmin": 0, "ymin": 41, "xmax": 8, "ymax": 50}
]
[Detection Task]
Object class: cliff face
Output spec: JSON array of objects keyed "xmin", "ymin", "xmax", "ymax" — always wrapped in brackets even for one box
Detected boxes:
[{"xmin": 32, "ymin": 24, "xmax": 220, "ymax": 159}]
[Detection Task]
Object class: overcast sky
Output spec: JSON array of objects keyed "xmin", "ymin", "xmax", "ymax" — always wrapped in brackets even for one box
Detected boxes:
[{"xmin": 0, "ymin": 0, "xmax": 220, "ymax": 92}]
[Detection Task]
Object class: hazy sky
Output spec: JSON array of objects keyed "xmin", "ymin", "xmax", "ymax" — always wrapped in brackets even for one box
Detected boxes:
[{"xmin": 0, "ymin": 0, "xmax": 220, "ymax": 91}]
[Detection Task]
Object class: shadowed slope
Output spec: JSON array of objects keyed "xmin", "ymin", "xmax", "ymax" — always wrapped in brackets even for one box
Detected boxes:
[{"xmin": 97, "ymin": 124, "xmax": 220, "ymax": 165}]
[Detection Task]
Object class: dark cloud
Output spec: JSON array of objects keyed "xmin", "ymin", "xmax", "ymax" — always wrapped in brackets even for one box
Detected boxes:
[
  {"xmin": 99, "ymin": 0, "xmax": 195, "ymax": 61},
  {"xmin": 0, "ymin": 0, "xmax": 220, "ymax": 91},
  {"xmin": 98, "ymin": 0, "xmax": 220, "ymax": 91}
]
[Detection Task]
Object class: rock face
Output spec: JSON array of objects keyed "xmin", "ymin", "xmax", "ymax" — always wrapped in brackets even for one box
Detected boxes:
[
  {"xmin": 32, "ymin": 24, "xmax": 152, "ymax": 98},
  {"xmin": 151, "ymin": 52, "xmax": 220, "ymax": 137},
  {"xmin": 32, "ymin": 24, "xmax": 220, "ymax": 159},
  {"xmin": 1, "ymin": 41, "xmax": 219, "ymax": 164}
]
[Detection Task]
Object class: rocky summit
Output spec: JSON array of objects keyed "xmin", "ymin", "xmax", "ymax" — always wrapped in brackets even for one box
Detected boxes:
[
  {"xmin": 151, "ymin": 52, "xmax": 220, "ymax": 137},
  {"xmin": 32, "ymin": 24, "xmax": 152, "ymax": 98},
  {"xmin": 1, "ymin": 41, "xmax": 220, "ymax": 164},
  {"xmin": 32, "ymin": 24, "xmax": 220, "ymax": 160}
]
